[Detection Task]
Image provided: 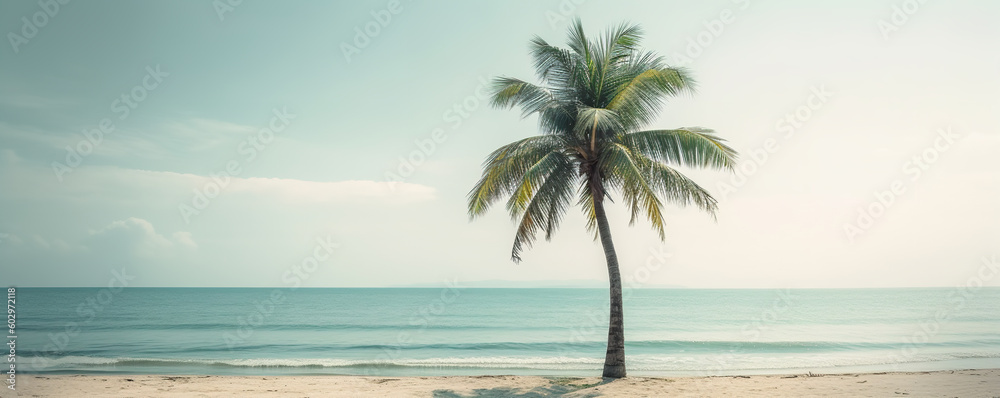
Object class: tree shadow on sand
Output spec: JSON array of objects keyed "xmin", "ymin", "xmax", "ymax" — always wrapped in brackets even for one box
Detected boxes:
[{"xmin": 431, "ymin": 377, "xmax": 610, "ymax": 398}]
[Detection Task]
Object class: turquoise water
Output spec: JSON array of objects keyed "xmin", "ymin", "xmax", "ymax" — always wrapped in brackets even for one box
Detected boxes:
[{"xmin": 11, "ymin": 287, "xmax": 1000, "ymax": 376}]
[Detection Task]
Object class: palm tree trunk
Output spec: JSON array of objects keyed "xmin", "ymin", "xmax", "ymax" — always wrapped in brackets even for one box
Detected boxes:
[{"xmin": 592, "ymin": 184, "xmax": 626, "ymax": 378}]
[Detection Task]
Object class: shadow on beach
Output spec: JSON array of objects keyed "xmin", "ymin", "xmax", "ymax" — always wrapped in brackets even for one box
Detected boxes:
[{"xmin": 431, "ymin": 377, "xmax": 611, "ymax": 397}]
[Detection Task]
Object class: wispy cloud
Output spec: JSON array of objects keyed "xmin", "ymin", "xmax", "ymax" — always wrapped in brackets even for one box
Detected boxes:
[
  {"xmin": 1, "ymin": 162, "xmax": 435, "ymax": 206},
  {"xmin": 0, "ymin": 117, "xmax": 265, "ymax": 161},
  {"xmin": 88, "ymin": 217, "xmax": 198, "ymax": 254},
  {"xmin": 153, "ymin": 118, "xmax": 259, "ymax": 151},
  {"xmin": 228, "ymin": 177, "xmax": 436, "ymax": 204}
]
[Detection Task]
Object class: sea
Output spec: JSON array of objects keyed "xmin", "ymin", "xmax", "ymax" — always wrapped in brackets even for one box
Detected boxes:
[{"xmin": 11, "ymin": 287, "xmax": 1000, "ymax": 376}]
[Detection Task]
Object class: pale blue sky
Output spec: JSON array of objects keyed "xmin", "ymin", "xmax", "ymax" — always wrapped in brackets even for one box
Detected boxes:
[{"xmin": 1, "ymin": 0, "xmax": 998, "ymax": 288}]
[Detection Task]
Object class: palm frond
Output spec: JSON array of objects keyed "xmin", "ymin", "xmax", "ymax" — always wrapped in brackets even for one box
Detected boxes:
[
  {"xmin": 567, "ymin": 19, "xmax": 592, "ymax": 68},
  {"xmin": 490, "ymin": 77, "xmax": 555, "ymax": 118},
  {"xmin": 508, "ymin": 153, "xmax": 578, "ymax": 261},
  {"xmin": 606, "ymin": 65, "xmax": 695, "ymax": 129},
  {"xmin": 468, "ymin": 135, "xmax": 563, "ymax": 218},
  {"xmin": 577, "ymin": 185, "xmax": 600, "ymax": 240},
  {"xmin": 642, "ymin": 156, "xmax": 719, "ymax": 217},
  {"xmin": 506, "ymin": 152, "xmax": 565, "ymax": 216},
  {"xmin": 621, "ymin": 128, "xmax": 738, "ymax": 170},
  {"xmin": 591, "ymin": 23, "xmax": 643, "ymax": 104},
  {"xmin": 529, "ymin": 37, "xmax": 580, "ymax": 87},
  {"xmin": 600, "ymin": 143, "xmax": 666, "ymax": 238}
]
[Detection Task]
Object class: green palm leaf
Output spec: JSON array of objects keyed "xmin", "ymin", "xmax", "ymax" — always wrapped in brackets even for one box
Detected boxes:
[{"xmin": 621, "ymin": 128, "xmax": 738, "ymax": 170}]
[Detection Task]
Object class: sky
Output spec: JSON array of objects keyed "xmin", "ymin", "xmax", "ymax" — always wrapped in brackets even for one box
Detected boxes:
[{"xmin": 1, "ymin": 0, "xmax": 998, "ymax": 288}]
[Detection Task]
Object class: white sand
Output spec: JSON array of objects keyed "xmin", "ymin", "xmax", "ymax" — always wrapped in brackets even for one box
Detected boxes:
[{"xmin": 3, "ymin": 369, "xmax": 998, "ymax": 397}]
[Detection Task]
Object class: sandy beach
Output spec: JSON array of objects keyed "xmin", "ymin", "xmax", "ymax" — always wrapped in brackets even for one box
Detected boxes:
[{"xmin": 4, "ymin": 369, "xmax": 998, "ymax": 397}]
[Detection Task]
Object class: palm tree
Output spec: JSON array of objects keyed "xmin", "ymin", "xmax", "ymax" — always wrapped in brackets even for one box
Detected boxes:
[{"xmin": 467, "ymin": 20, "xmax": 738, "ymax": 378}]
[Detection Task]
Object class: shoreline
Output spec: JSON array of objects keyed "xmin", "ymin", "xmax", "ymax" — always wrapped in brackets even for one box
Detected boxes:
[{"xmin": 4, "ymin": 369, "xmax": 998, "ymax": 397}]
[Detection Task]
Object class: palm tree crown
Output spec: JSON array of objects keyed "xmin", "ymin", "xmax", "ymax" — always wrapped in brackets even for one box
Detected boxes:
[{"xmin": 469, "ymin": 20, "xmax": 738, "ymax": 262}]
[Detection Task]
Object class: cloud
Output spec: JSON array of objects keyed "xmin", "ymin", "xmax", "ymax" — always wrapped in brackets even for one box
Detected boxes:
[
  {"xmin": 90, "ymin": 118, "xmax": 262, "ymax": 159},
  {"xmin": 0, "ymin": 121, "xmax": 70, "ymax": 149},
  {"xmin": 227, "ymin": 177, "xmax": 436, "ymax": 204},
  {"xmin": 0, "ymin": 217, "xmax": 199, "ymax": 274},
  {"xmin": 0, "ymin": 117, "xmax": 261, "ymax": 161},
  {"xmin": 0, "ymin": 233, "xmax": 72, "ymax": 251},
  {"xmin": 172, "ymin": 231, "xmax": 197, "ymax": 248},
  {"xmin": 0, "ymin": 233, "xmax": 23, "ymax": 247},
  {"xmin": 169, "ymin": 118, "xmax": 257, "ymax": 136},
  {"xmin": 1, "ymin": 218, "xmax": 197, "ymax": 286},
  {"xmin": 155, "ymin": 118, "xmax": 258, "ymax": 151},
  {"xmin": 87, "ymin": 217, "xmax": 198, "ymax": 256},
  {"xmin": 1, "ymin": 162, "xmax": 436, "ymax": 207},
  {"xmin": 30, "ymin": 234, "xmax": 73, "ymax": 251}
]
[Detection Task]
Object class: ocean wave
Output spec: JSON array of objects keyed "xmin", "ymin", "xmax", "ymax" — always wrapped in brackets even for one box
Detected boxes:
[
  {"xmin": 20, "ymin": 338, "xmax": 1000, "ymax": 358},
  {"xmin": 13, "ymin": 323, "xmax": 561, "ymax": 332},
  {"xmin": 24, "ymin": 356, "xmax": 604, "ymax": 370},
  {"xmin": 210, "ymin": 338, "xmax": 1000, "ymax": 353},
  {"xmin": 22, "ymin": 351, "xmax": 1000, "ymax": 373}
]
